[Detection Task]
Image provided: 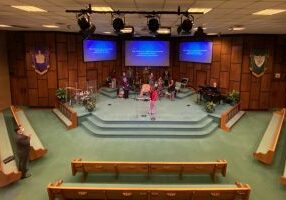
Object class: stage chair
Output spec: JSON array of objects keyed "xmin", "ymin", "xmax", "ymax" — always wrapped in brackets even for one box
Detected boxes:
[
  {"xmin": 181, "ymin": 78, "xmax": 189, "ymax": 88},
  {"xmin": 175, "ymin": 81, "xmax": 182, "ymax": 93}
]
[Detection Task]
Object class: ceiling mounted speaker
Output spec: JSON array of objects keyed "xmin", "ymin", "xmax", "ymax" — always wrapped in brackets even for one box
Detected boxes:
[
  {"xmin": 113, "ymin": 18, "xmax": 124, "ymax": 32},
  {"xmin": 181, "ymin": 18, "xmax": 193, "ymax": 33},
  {"xmin": 148, "ymin": 18, "xmax": 159, "ymax": 32}
]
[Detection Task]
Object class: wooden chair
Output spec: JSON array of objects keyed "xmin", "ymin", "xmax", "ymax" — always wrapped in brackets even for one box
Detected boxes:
[
  {"xmin": 71, "ymin": 158, "xmax": 227, "ymax": 182},
  {"xmin": 47, "ymin": 180, "xmax": 251, "ymax": 200},
  {"xmin": 253, "ymin": 108, "xmax": 285, "ymax": 164},
  {"xmin": 10, "ymin": 106, "xmax": 48, "ymax": 161},
  {"xmin": 0, "ymin": 112, "xmax": 22, "ymax": 187}
]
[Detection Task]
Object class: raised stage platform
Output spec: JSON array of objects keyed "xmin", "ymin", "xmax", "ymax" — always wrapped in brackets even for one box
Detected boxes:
[{"xmin": 71, "ymin": 87, "xmax": 232, "ymax": 137}]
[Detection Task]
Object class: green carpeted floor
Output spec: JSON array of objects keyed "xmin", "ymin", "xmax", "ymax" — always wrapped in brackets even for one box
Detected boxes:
[{"xmin": 0, "ymin": 108, "xmax": 286, "ymax": 199}]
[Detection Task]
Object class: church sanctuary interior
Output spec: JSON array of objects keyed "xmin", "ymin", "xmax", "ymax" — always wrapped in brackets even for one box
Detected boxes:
[{"xmin": 1, "ymin": 0, "xmax": 286, "ymax": 200}]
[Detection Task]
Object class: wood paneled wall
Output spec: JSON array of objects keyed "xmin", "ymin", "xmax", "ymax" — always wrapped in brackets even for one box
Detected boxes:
[{"xmin": 6, "ymin": 31, "xmax": 286, "ymax": 109}]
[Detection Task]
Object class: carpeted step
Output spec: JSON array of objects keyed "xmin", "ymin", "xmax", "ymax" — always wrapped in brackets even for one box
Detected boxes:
[
  {"xmin": 101, "ymin": 87, "xmax": 117, "ymax": 93},
  {"xmin": 91, "ymin": 112, "xmax": 209, "ymax": 125},
  {"xmin": 176, "ymin": 91, "xmax": 194, "ymax": 99},
  {"xmin": 100, "ymin": 90, "xmax": 117, "ymax": 99},
  {"xmin": 81, "ymin": 121, "xmax": 218, "ymax": 136},
  {"xmin": 86, "ymin": 115, "xmax": 213, "ymax": 130}
]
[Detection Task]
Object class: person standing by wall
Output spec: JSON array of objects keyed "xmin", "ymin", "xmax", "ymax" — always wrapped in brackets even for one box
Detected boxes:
[{"xmin": 15, "ymin": 125, "xmax": 31, "ymax": 179}]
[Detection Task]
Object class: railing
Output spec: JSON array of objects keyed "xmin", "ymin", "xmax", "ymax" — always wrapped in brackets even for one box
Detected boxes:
[
  {"xmin": 55, "ymin": 100, "xmax": 77, "ymax": 129},
  {"xmin": 220, "ymin": 102, "xmax": 240, "ymax": 132}
]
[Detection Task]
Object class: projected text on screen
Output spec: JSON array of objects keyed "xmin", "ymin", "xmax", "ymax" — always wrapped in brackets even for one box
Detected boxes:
[
  {"xmin": 125, "ymin": 40, "xmax": 170, "ymax": 67},
  {"xmin": 83, "ymin": 40, "xmax": 117, "ymax": 62},
  {"xmin": 179, "ymin": 41, "xmax": 213, "ymax": 64}
]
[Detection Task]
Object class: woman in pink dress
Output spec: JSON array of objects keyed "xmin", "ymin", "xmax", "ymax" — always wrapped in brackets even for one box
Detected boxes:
[{"xmin": 149, "ymin": 85, "xmax": 158, "ymax": 120}]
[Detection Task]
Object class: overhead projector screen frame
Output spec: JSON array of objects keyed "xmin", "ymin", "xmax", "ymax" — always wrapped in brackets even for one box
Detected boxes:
[
  {"xmin": 179, "ymin": 41, "xmax": 213, "ymax": 64},
  {"xmin": 124, "ymin": 39, "xmax": 170, "ymax": 67},
  {"xmin": 82, "ymin": 39, "xmax": 117, "ymax": 62}
]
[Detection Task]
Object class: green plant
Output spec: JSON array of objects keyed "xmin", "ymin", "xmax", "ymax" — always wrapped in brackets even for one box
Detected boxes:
[
  {"xmin": 226, "ymin": 90, "xmax": 240, "ymax": 105},
  {"xmin": 205, "ymin": 101, "xmax": 216, "ymax": 113},
  {"xmin": 55, "ymin": 88, "xmax": 66, "ymax": 101},
  {"xmin": 84, "ymin": 96, "xmax": 96, "ymax": 112}
]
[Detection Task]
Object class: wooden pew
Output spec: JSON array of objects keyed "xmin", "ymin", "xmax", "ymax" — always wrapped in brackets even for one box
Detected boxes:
[
  {"xmin": 253, "ymin": 108, "xmax": 285, "ymax": 164},
  {"xmin": 0, "ymin": 112, "xmax": 22, "ymax": 187},
  {"xmin": 10, "ymin": 106, "xmax": 47, "ymax": 161},
  {"xmin": 71, "ymin": 158, "xmax": 227, "ymax": 182},
  {"xmin": 281, "ymin": 162, "xmax": 286, "ymax": 186},
  {"xmin": 47, "ymin": 180, "xmax": 251, "ymax": 200}
]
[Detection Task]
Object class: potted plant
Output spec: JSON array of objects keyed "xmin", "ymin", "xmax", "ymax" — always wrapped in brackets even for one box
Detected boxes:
[
  {"xmin": 55, "ymin": 88, "xmax": 66, "ymax": 102},
  {"xmin": 205, "ymin": 101, "xmax": 216, "ymax": 113},
  {"xmin": 84, "ymin": 96, "xmax": 96, "ymax": 112},
  {"xmin": 226, "ymin": 90, "xmax": 240, "ymax": 105}
]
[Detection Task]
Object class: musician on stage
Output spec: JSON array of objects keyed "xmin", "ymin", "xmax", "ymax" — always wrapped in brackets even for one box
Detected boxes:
[{"xmin": 121, "ymin": 72, "xmax": 130, "ymax": 99}]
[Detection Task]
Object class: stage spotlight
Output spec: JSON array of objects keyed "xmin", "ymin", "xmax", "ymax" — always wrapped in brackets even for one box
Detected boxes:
[
  {"xmin": 113, "ymin": 17, "xmax": 124, "ymax": 32},
  {"xmin": 77, "ymin": 15, "xmax": 90, "ymax": 30},
  {"xmin": 194, "ymin": 26, "xmax": 207, "ymax": 40},
  {"xmin": 77, "ymin": 13, "xmax": 96, "ymax": 39},
  {"xmin": 148, "ymin": 17, "xmax": 159, "ymax": 33},
  {"xmin": 181, "ymin": 18, "xmax": 193, "ymax": 33}
]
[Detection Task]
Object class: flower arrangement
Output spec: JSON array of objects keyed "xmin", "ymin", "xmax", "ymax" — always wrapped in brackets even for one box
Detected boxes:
[
  {"xmin": 226, "ymin": 90, "xmax": 240, "ymax": 105},
  {"xmin": 205, "ymin": 101, "xmax": 216, "ymax": 113},
  {"xmin": 84, "ymin": 96, "xmax": 96, "ymax": 112},
  {"xmin": 55, "ymin": 88, "xmax": 66, "ymax": 102}
]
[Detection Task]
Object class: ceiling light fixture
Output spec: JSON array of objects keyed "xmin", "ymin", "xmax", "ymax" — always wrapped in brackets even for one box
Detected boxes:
[
  {"xmin": 0, "ymin": 24, "xmax": 12, "ymax": 27},
  {"xmin": 92, "ymin": 6, "xmax": 113, "ymax": 12},
  {"xmin": 42, "ymin": 25, "xmax": 59, "ymax": 28},
  {"xmin": 229, "ymin": 26, "xmax": 245, "ymax": 31},
  {"xmin": 188, "ymin": 8, "xmax": 212, "ymax": 14},
  {"xmin": 157, "ymin": 27, "xmax": 171, "ymax": 35},
  {"xmin": 11, "ymin": 5, "xmax": 47, "ymax": 12},
  {"xmin": 253, "ymin": 9, "xmax": 286, "ymax": 15}
]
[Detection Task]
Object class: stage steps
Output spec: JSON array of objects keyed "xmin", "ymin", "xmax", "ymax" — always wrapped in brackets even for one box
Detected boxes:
[
  {"xmin": 100, "ymin": 87, "xmax": 194, "ymax": 100},
  {"xmin": 100, "ymin": 88, "xmax": 117, "ymax": 99},
  {"xmin": 81, "ymin": 113, "xmax": 218, "ymax": 136},
  {"xmin": 176, "ymin": 90, "xmax": 194, "ymax": 99},
  {"xmin": 82, "ymin": 120, "xmax": 218, "ymax": 136}
]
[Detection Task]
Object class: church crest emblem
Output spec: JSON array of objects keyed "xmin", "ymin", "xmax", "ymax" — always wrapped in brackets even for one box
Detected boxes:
[
  {"xmin": 32, "ymin": 48, "xmax": 50, "ymax": 75},
  {"xmin": 250, "ymin": 48, "xmax": 268, "ymax": 78}
]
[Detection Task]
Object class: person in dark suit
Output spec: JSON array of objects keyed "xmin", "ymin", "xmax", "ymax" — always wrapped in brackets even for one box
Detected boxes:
[{"xmin": 15, "ymin": 125, "xmax": 31, "ymax": 179}]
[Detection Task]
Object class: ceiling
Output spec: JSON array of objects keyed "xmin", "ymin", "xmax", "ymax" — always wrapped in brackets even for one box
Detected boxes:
[{"xmin": 0, "ymin": 0, "xmax": 286, "ymax": 36}]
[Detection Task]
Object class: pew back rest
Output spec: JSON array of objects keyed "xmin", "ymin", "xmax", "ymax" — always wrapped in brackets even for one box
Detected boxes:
[
  {"xmin": 0, "ymin": 113, "xmax": 18, "ymax": 174},
  {"xmin": 256, "ymin": 113, "xmax": 281, "ymax": 154},
  {"xmin": 72, "ymin": 160, "xmax": 227, "ymax": 177},
  {"xmin": 47, "ymin": 181, "xmax": 251, "ymax": 200},
  {"xmin": 14, "ymin": 110, "xmax": 44, "ymax": 151}
]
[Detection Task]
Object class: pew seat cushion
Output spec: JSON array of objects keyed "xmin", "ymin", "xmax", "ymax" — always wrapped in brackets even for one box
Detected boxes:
[
  {"xmin": 0, "ymin": 113, "xmax": 18, "ymax": 175},
  {"xmin": 256, "ymin": 113, "xmax": 281, "ymax": 154},
  {"xmin": 61, "ymin": 183, "xmax": 238, "ymax": 189},
  {"xmin": 15, "ymin": 110, "xmax": 44, "ymax": 151}
]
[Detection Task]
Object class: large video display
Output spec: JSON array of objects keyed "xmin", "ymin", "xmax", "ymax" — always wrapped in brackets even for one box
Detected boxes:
[
  {"xmin": 125, "ymin": 40, "xmax": 170, "ymax": 66},
  {"xmin": 83, "ymin": 39, "xmax": 117, "ymax": 62},
  {"xmin": 179, "ymin": 41, "xmax": 213, "ymax": 64}
]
